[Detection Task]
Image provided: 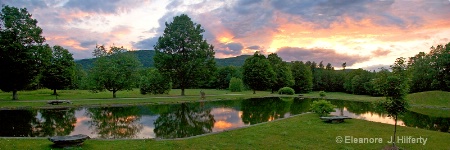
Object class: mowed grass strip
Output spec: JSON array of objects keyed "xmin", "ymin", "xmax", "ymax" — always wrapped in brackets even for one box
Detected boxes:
[
  {"xmin": 407, "ymin": 91, "xmax": 450, "ymax": 108},
  {"xmin": 0, "ymin": 113, "xmax": 449, "ymax": 150},
  {"xmin": 0, "ymin": 89, "xmax": 276, "ymax": 109},
  {"xmin": 303, "ymin": 91, "xmax": 450, "ymax": 117},
  {"xmin": 302, "ymin": 91, "xmax": 384, "ymax": 102}
]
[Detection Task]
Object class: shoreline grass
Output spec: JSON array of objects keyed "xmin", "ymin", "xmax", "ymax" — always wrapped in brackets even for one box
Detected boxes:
[
  {"xmin": 303, "ymin": 91, "xmax": 450, "ymax": 117},
  {"xmin": 0, "ymin": 89, "xmax": 277, "ymax": 109},
  {"xmin": 0, "ymin": 113, "xmax": 448, "ymax": 149}
]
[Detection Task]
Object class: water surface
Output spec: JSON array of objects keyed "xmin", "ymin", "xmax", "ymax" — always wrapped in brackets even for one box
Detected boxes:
[{"xmin": 0, "ymin": 97, "xmax": 448, "ymax": 139}]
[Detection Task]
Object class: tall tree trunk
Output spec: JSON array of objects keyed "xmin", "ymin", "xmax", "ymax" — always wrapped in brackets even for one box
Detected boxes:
[
  {"xmin": 12, "ymin": 90, "xmax": 18, "ymax": 100},
  {"xmin": 113, "ymin": 90, "xmax": 117, "ymax": 98},
  {"xmin": 393, "ymin": 115, "xmax": 398, "ymax": 147},
  {"xmin": 253, "ymin": 89, "xmax": 256, "ymax": 94},
  {"xmin": 52, "ymin": 89, "xmax": 57, "ymax": 95},
  {"xmin": 181, "ymin": 88, "xmax": 185, "ymax": 96}
]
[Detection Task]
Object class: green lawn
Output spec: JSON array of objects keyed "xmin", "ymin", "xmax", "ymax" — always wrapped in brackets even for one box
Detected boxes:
[
  {"xmin": 0, "ymin": 89, "xmax": 276, "ymax": 109},
  {"xmin": 406, "ymin": 91, "xmax": 450, "ymax": 117},
  {"xmin": 407, "ymin": 91, "xmax": 450, "ymax": 108},
  {"xmin": 0, "ymin": 113, "xmax": 448, "ymax": 150},
  {"xmin": 301, "ymin": 91, "xmax": 450, "ymax": 117},
  {"xmin": 302, "ymin": 91, "xmax": 384, "ymax": 102}
]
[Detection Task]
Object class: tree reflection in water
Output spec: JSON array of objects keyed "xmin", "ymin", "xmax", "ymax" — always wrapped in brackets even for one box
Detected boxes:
[
  {"xmin": 153, "ymin": 103, "xmax": 215, "ymax": 139},
  {"xmin": 241, "ymin": 97, "xmax": 292, "ymax": 125},
  {"xmin": 0, "ymin": 110, "xmax": 39, "ymax": 137},
  {"xmin": 401, "ymin": 111, "xmax": 450, "ymax": 133},
  {"xmin": 35, "ymin": 108, "xmax": 76, "ymax": 136},
  {"xmin": 86, "ymin": 107, "xmax": 142, "ymax": 139}
]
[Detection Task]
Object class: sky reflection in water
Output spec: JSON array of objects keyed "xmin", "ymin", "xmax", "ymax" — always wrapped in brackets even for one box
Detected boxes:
[{"xmin": 0, "ymin": 98, "xmax": 447, "ymax": 139}]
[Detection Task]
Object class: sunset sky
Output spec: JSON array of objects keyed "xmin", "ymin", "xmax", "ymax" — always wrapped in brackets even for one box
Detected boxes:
[{"xmin": 2, "ymin": 0, "xmax": 450, "ymax": 70}]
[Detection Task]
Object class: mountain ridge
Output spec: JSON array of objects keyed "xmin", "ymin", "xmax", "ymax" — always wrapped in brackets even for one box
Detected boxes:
[{"xmin": 75, "ymin": 50, "xmax": 251, "ymax": 69}]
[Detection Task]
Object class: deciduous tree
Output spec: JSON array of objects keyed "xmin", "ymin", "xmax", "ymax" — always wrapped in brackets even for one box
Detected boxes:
[
  {"xmin": 154, "ymin": 14, "xmax": 216, "ymax": 96},
  {"xmin": 242, "ymin": 51, "xmax": 275, "ymax": 94},
  {"xmin": 267, "ymin": 53, "xmax": 294, "ymax": 93},
  {"xmin": 290, "ymin": 61, "xmax": 313, "ymax": 93},
  {"xmin": 375, "ymin": 57, "xmax": 409, "ymax": 148},
  {"xmin": 0, "ymin": 5, "xmax": 50, "ymax": 100},
  {"xmin": 140, "ymin": 68, "xmax": 171, "ymax": 95},
  {"xmin": 41, "ymin": 45, "xmax": 75, "ymax": 95},
  {"xmin": 87, "ymin": 45, "xmax": 141, "ymax": 98}
]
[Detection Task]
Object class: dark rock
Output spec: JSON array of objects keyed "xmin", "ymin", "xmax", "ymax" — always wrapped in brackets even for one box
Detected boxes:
[{"xmin": 48, "ymin": 134, "xmax": 90, "ymax": 148}]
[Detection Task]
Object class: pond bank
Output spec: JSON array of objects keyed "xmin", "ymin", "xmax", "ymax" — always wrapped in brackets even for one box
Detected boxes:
[{"xmin": 0, "ymin": 113, "xmax": 449, "ymax": 149}]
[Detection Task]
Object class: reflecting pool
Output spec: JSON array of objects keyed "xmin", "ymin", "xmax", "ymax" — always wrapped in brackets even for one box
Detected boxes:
[{"xmin": 0, "ymin": 97, "xmax": 448, "ymax": 139}]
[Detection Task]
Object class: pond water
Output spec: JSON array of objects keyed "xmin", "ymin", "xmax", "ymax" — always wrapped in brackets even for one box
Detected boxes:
[{"xmin": 0, "ymin": 97, "xmax": 448, "ymax": 139}]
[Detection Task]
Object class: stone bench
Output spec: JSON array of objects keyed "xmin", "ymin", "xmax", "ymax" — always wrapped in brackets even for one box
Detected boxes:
[
  {"xmin": 320, "ymin": 116, "xmax": 352, "ymax": 123},
  {"xmin": 47, "ymin": 100, "xmax": 72, "ymax": 105},
  {"xmin": 48, "ymin": 134, "xmax": 90, "ymax": 148}
]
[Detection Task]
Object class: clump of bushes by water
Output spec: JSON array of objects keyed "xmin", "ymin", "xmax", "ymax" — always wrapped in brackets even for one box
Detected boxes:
[
  {"xmin": 319, "ymin": 91, "xmax": 326, "ymax": 98},
  {"xmin": 278, "ymin": 87, "xmax": 295, "ymax": 95},
  {"xmin": 310, "ymin": 100, "xmax": 335, "ymax": 117},
  {"xmin": 229, "ymin": 77, "xmax": 244, "ymax": 92}
]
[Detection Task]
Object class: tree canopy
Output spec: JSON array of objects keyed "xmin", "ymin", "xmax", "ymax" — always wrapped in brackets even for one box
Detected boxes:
[
  {"xmin": 0, "ymin": 5, "xmax": 50, "ymax": 100},
  {"xmin": 291, "ymin": 61, "xmax": 313, "ymax": 93},
  {"xmin": 154, "ymin": 14, "xmax": 216, "ymax": 96},
  {"xmin": 140, "ymin": 68, "xmax": 172, "ymax": 95},
  {"xmin": 40, "ymin": 45, "xmax": 76, "ymax": 95},
  {"xmin": 242, "ymin": 51, "xmax": 275, "ymax": 94},
  {"xmin": 267, "ymin": 53, "xmax": 294, "ymax": 93},
  {"xmin": 375, "ymin": 57, "xmax": 409, "ymax": 147},
  {"xmin": 87, "ymin": 45, "xmax": 141, "ymax": 98}
]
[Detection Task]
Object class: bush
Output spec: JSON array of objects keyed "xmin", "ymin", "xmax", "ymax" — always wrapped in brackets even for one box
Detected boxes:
[
  {"xmin": 229, "ymin": 77, "xmax": 244, "ymax": 92},
  {"xmin": 140, "ymin": 69, "xmax": 171, "ymax": 95},
  {"xmin": 278, "ymin": 87, "xmax": 295, "ymax": 95},
  {"xmin": 310, "ymin": 100, "xmax": 335, "ymax": 117},
  {"xmin": 319, "ymin": 91, "xmax": 326, "ymax": 98}
]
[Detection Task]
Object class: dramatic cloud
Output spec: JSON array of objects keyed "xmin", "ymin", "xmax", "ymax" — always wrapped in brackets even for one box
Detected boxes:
[
  {"xmin": 64, "ymin": 0, "xmax": 150, "ymax": 14},
  {"xmin": 216, "ymin": 42, "xmax": 244, "ymax": 55},
  {"xmin": 271, "ymin": 0, "xmax": 397, "ymax": 27},
  {"xmin": 276, "ymin": 47, "xmax": 370, "ymax": 67},
  {"xmin": 371, "ymin": 49, "xmax": 391, "ymax": 57},
  {"xmin": 246, "ymin": 45, "xmax": 261, "ymax": 50},
  {"xmin": 132, "ymin": 37, "xmax": 159, "ymax": 50},
  {"xmin": 2, "ymin": 0, "xmax": 450, "ymax": 68}
]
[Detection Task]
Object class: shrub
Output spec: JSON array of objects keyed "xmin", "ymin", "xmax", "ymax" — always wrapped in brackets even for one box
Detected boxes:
[
  {"xmin": 278, "ymin": 87, "xmax": 295, "ymax": 95},
  {"xmin": 310, "ymin": 100, "xmax": 335, "ymax": 117},
  {"xmin": 319, "ymin": 91, "xmax": 326, "ymax": 98},
  {"xmin": 140, "ymin": 69, "xmax": 171, "ymax": 95},
  {"xmin": 229, "ymin": 77, "xmax": 244, "ymax": 92}
]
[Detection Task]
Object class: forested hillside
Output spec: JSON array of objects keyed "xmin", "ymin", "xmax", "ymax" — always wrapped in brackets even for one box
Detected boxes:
[{"xmin": 76, "ymin": 50, "xmax": 250, "ymax": 69}]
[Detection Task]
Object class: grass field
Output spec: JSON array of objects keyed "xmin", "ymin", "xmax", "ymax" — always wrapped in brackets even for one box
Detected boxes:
[
  {"xmin": 0, "ymin": 113, "xmax": 448, "ymax": 150},
  {"xmin": 406, "ymin": 91, "xmax": 450, "ymax": 117},
  {"xmin": 0, "ymin": 89, "xmax": 276, "ymax": 109},
  {"xmin": 302, "ymin": 91, "xmax": 384, "ymax": 102}
]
